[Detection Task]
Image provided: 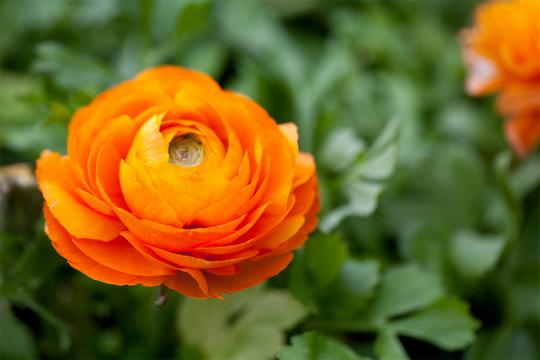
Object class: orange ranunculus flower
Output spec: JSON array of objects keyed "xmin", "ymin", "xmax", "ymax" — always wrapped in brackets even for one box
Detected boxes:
[
  {"xmin": 36, "ymin": 66, "xmax": 320, "ymax": 298},
  {"xmin": 461, "ymin": 0, "xmax": 540, "ymax": 156}
]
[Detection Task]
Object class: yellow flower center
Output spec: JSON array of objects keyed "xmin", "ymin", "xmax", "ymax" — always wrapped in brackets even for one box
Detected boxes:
[{"xmin": 168, "ymin": 134, "xmax": 204, "ymax": 167}]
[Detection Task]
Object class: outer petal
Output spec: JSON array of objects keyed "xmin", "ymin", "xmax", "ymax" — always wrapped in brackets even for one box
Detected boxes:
[
  {"xmin": 121, "ymin": 231, "xmax": 258, "ymax": 270},
  {"xmin": 205, "ymin": 253, "xmax": 294, "ymax": 295},
  {"xmin": 497, "ymin": 83, "xmax": 540, "ymax": 115},
  {"xmin": 71, "ymin": 236, "xmax": 175, "ymax": 277},
  {"xmin": 462, "ymin": 48, "xmax": 503, "ymax": 96},
  {"xmin": 164, "ymin": 269, "xmax": 211, "ymax": 298},
  {"xmin": 505, "ymin": 110, "xmax": 540, "ymax": 157},
  {"xmin": 43, "ymin": 206, "xmax": 167, "ymax": 286},
  {"xmin": 37, "ymin": 151, "xmax": 125, "ymax": 241},
  {"xmin": 136, "ymin": 66, "xmax": 221, "ymax": 97}
]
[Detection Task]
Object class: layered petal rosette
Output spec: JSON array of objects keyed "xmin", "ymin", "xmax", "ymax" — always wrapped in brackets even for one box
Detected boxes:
[{"xmin": 36, "ymin": 66, "xmax": 320, "ymax": 298}]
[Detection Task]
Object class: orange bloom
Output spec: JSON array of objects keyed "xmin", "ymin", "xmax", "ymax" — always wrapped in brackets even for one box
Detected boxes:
[
  {"xmin": 36, "ymin": 66, "xmax": 320, "ymax": 298},
  {"xmin": 461, "ymin": 0, "xmax": 540, "ymax": 155},
  {"xmin": 505, "ymin": 109, "xmax": 540, "ymax": 156}
]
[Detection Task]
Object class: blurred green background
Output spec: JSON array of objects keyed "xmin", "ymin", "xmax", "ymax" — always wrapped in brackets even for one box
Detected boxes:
[{"xmin": 1, "ymin": 0, "xmax": 539, "ymax": 359}]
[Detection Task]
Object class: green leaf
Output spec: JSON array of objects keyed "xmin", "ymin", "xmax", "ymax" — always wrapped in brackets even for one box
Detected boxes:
[
  {"xmin": 2, "ymin": 122, "xmax": 67, "ymax": 159},
  {"xmin": 372, "ymin": 265, "xmax": 444, "ymax": 319},
  {"xmin": 320, "ymin": 128, "xmax": 365, "ymax": 173},
  {"xmin": 321, "ymin": 259, "xmax": 381, "ymax": 318},
  {"xmin": 179, "ymin": 286, "xmax": 307, "ymax": 360},
  {"xmin": 0, "ymin": 300, "xmax": 36, "ymax": 359},
  {"xmin": 71, "ymin": 0, "xmax": 119, "ymax": 27},
  {"xmin": 289, "ymin": 235, "xmax": 353, "ymax": 313},
  {"xmin": 1, "ymin": 288, "xmax": 71, "ymax": 352},
  {"xmin": 180, "ymin": 39, "xmax": 227, "ymax": 78},
  {"xmin": 278, "ymin": 331, "xmax": 367, "ymax": 360},
  {"xmin": 296, "ymin": 45, "xmax": 352, "ymax": 150},
  {"xmin": 390, "ymin": 298, "xmax": 479, "ymax": 351},
  {"xmin": 320, "ymin": 119, "xmax": 398, "ymax": 233},
  {"xmin": 320, "ymin": 183, "xmax": 383, "ymax": 233},
  {"xmin": 289, "ymin": 251, "xmax": 319, "ymax": 312},
  {"xmin": 466, "ymin": 326, "xmax": 538, "ymax": 360},
  {"xmin": 32, "ymin": 42, "xmax": 115, "ymax": 91},
  {"xmin": 305, "ymin": 233, "xmax": 349, "ymax": 288},
  {"xmin": 216, "ymin": 0, "xmax": 304, "ymax": 88},
  {"xmin": 375, "ymin": 329, "xmax": 409, "ymax": 360},
  {"xmin": 510, "ymin": 152, "xmax": 540, "ymax": 199},
  {"xmin": 450, "ymin": 230, "xmax": 506, "ymax": 279},
  {"xmin": 151, "ymin": 0, "xmax": 190, "ymax": 42}
]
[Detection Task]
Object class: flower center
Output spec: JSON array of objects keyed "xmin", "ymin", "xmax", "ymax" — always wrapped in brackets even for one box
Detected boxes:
[{"xmin": 168, "ymin": 134, "xmax": 204, "ymax": 167}]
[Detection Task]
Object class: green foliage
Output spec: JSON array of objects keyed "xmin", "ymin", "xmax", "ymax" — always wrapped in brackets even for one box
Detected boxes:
[
  {"xmin": 278, "ymin": 331, "xmax": 367, "ymax": 360},
  {"xmin": 305, "ymin": 233, "xmax": 349, "ymax": 289},
  {"xmin": 375, "ymin": 329, "xmax": 409, "ymax": 360},
  {"xmin": 179, "ymin": 287, "xmax": 307, "ymax": 360},
  {"xmin": 0, "ymin": 300, "xmax": 36, "ymax": 359},
  {"xmin": 320, "ymin": 120, "xmax": 398, "ymax": 232},
  {"xmin": 372, "ymin": 265, "xmax": 444, "ymax": 319},
  {"xmin": 0, "ymin": 0, "xmax": 539, "ymax": 359},
  {"xmin": 449, "ymin": 231, "xmax": 506, "ymax": 280},
  {"xmin": 390, "ymin": 298, "xmax": 479, "ymax": 351}
]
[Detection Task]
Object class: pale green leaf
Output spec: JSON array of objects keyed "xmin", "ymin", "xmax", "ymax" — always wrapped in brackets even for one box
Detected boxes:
[
  {"xmin": 375, "ymin": 329, "xmax": 409, "ymax": 360},
  {"xmin": 372, "ymin": 265, "xmax": 444, "ymax": 319},
  {"xmin": 390, "ymin": 298, "xmax": 479, "ymax": 351},
  {"xmin": 320, "ymin": 128, "xmax": 365, "ymax": 173},
  {"xmin": 320, "ymin": 119, "xmax": 398, "ymax": 232},
  {"xmin": 278, "ymin": 331, "xmax": 367, "ymax": 360},
  {"xmin": 351, "ymin": 144, "xmax": 397, "ymax": 181},
  {"xmin": 450, "ymin": 230, "xmax": 506, "ymax": 279},
  {"xmin": 320, "ymin": 183, "xmax": 383, "ymax": 233},
  {"xmin": 179, "ymin": 286, "xmax": 307, "ymax": 360}
]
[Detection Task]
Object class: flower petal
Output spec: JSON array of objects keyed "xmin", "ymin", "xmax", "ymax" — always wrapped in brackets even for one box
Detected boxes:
[
  {"xmin": 37, "ymin": 151, "xmax": 125, "ymax": 241},
  {"xmin": 206, "ymin": 253, "xmax": 293, "ymax": 295},
  {"xmin": 44, "ymin": 206, "xmax": 166, "ymax": 286}
]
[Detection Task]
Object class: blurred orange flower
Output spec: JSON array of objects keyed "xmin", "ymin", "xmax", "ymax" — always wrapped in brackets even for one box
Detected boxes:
[
  {"xmin": 461, "ymin": 0, "xmax": 540, "ymax": 156},
  {"xmin": 36, "ymin": 66, "xmax": 320, "ymax": 298}
]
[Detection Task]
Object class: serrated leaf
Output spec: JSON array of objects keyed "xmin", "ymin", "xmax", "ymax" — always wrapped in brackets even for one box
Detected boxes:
[
  {"xmin": 375, "ymin": 329, "xmax": 409, "ymax": 360},
  {"xmin": 278, "ymin": 331, "xmax": 367, "ymax": 360},
  {"xmin": 372, "ymin": 265, "xmax": 444, "ymax": 319},
  {"xmin": 389, "ymin": 298, "xmax": 479, "ymax": 351},
  {"xmin": 179, "ymin": 286, "xmax": 307, "ymax": 360},
  {"xmin": 450, "ymin": 230, "xmax": 506, "ymax": 279}
]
